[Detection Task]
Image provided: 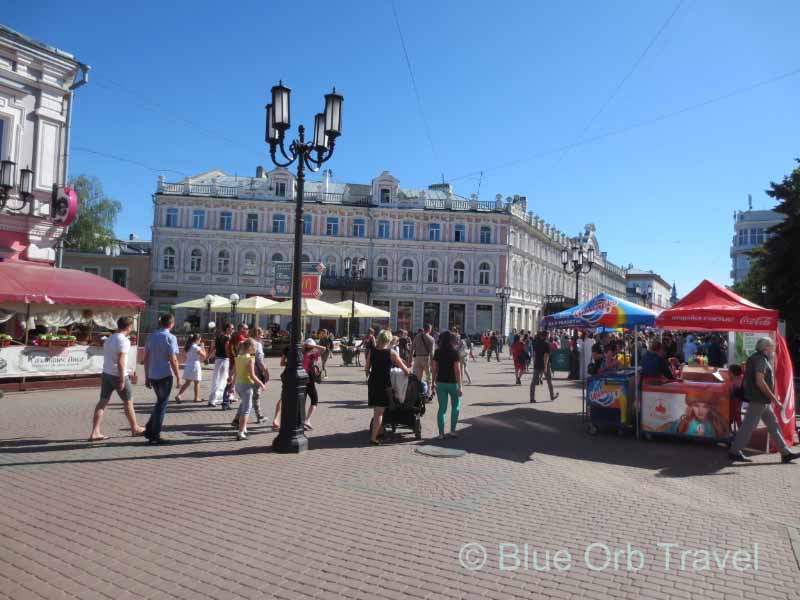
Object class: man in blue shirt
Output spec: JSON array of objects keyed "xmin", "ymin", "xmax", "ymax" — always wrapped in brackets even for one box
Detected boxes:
[
  {"xmin": 641, "ymin": 341, "xmax": 675, "ymax": 380},
  {"xmin": 143, "ymin": 313, "xmax": 180, "ymax": 444}
]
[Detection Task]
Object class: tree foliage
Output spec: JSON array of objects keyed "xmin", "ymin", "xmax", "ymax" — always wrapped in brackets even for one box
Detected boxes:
[
  {"xmin": 63, "ymin": 175, "xmax": 122, "ymax": 251},
  {"xmin": 737, "ymin": 160, "xmax": 800, "ymax": 338}
]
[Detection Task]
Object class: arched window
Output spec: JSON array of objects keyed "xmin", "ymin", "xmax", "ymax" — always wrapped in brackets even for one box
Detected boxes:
[
  {"xmin": 217, "ymin": 249, "xmax": 231, "ymax": 273},
  {"xmin": 242, "ymin": 251, "xmax": 258, "ymax": 275},
  {"xmin": 376, "ymin": 258, "xmax": 389, "ymax": 281},
  {"xmin": 401, "ymin": 258, "xmax": 414, "ymax": 282},
  {"xmin": 426, "ymin": 260, "xmax": 439, "ymax": 283},
  {"xmin": 163, "ymin": 247, "xmax": 175, "ymax": 271},
  {"xmin": 271, "ymin": 253, "xmax": 284, "ymax": 263},
  {"xmin": 478, "ymin": 262, "xmax": 491, "ymax": 286},
  {"xmin": 453, "ymin": 260, "xmax": 465, "ymax": 284},
  {"xmin": 325, "ymin": 255, "xmax": 337, "ymax": 277},
  {"xmin": 301, "ymin": 253, "xmax": 311, "ymax": 263},
  {"xmin": 189, "ymin": 249, "xmax": 203, "ymax": 272}
]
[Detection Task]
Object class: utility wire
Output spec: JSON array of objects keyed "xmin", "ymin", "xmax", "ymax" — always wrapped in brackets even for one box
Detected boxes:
[
  {"xmin": 450, "ymin": 65, "xmax": 800, "ymax": 182},
  {"xmin": 554, "ymin": 0, "xmax": 686, "ymax": 165},
  {"xmin": 71, "ymin": 145, "xmax": 185, "ymax": 177},
  {"xmin": 390, "ymin": 0, "xmax": 442, "ymax": 174}
]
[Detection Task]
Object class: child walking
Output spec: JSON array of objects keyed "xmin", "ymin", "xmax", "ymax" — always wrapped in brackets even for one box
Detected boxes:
[
  {"xmin": 175, "ymin": 334, "xmax": 206, "ymax": 403},
  {"xmin": 234, "ymin": 338, "xmax": 266, "ymax": 441}
]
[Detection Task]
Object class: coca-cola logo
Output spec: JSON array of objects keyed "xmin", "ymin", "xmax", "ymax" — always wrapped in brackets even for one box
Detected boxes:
[{"xmin": 739, "ymin": 316, "xmax": 773, "ymax": 328}]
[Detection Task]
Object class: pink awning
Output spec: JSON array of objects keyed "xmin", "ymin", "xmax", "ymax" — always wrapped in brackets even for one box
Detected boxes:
[{"xmin": 0, "ymin": 260, "xmax": 146, "ymax": 309}]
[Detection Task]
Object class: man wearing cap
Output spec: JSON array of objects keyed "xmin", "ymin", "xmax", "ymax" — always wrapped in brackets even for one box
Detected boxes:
[{"xmin": 729, "ymin": 337, "xmax": 799, "ymax": 463}]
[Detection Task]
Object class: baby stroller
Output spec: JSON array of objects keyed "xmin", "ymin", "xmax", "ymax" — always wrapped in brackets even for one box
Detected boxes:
[
  {"xmin": 371, "ymin": 372, "xmax": 427, "ymax": 440},
  {"xmin": 341, "ymin": 345, "xmax": 360, "ymax": 366}
]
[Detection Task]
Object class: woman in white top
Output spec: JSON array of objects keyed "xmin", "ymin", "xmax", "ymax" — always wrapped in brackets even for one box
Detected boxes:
[{"xmin": 175, "ymin": 334, "xmax": 206, "ymax": 403}]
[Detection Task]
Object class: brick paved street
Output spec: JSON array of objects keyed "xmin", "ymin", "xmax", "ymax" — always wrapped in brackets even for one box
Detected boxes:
[{"xmin": 1, "ymin": 356, "xmax": 799, "ymax": 600}]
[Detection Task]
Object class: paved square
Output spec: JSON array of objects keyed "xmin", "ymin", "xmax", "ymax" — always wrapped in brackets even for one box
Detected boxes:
[{"xmin": 1, "ymin": 356, "xmax": 799, "ymax": 599}]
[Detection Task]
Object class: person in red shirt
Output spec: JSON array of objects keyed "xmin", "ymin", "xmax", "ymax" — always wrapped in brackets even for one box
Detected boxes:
[
  {"xmin": 222, "ymin": 323, "xmax": 249, "ymax": 409},
  {"xmin": 510, "ymin": 334, "xmax": 528, "ymax": 385}
]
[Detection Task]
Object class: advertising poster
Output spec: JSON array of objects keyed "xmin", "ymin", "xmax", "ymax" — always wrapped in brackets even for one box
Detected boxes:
[
  {"xmin": 0, "ymin": 345, "xmax": 137, "ymax": 380},
  {"xmin": 272, "ymin": 262, "xmax": 325, "ymax": 298},
  {"xmin": 586, "ymin": 377, "xmax": 628, "ymax": 411},
  {"xmin": 642, "ymin": 385, "xmax": 730, "ymax": 440}
]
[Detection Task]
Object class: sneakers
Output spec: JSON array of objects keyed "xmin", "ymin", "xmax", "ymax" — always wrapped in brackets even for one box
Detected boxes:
[
  {"xmin": 236, "ymin": 431, "xmax": 247, "ymax": 441},
  {"xmin": 728, "ymin": 451, "xmax": 752, "ymax": 462},
  {"xmin": 781, "ymin": 451, "xmax": 800, "ymax": 464}
]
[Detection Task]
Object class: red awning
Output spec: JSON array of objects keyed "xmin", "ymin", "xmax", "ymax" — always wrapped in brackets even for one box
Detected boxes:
[
  {"xmin": 0, "ymin": 260, "xmax": 146, "ymax": 310},
  {"xmin": 655, "ymin": 279, "xmax": 778, "ymax": 332}
]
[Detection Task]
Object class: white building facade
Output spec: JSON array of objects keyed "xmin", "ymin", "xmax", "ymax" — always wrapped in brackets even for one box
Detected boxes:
[
  {"xmin": 730, "ymin": 208, "xmax": 785, "ymax": 284},
  {"xmin": 624, "ymin": 268, "xmax": 673, "ymax": 311},
  {"xmin": 150, "ymin": 169, "xmax": 627, "ymax": 334},
  {"xmin": 0, "ymin": 25, "xmax": 87, "ymax": 262}
]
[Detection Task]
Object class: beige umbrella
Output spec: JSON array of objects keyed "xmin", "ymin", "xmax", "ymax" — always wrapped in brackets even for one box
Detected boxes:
[
  {"xmin": 264, "ymin": 297, "xmax": 351, "ymax": 317},
  {"xmin": 215, "ymin": 296, "xmax": 277, "ymax": 315},
  {"xmin": 333, "ymin": 300, "xmax": 390, "ymax": 318},
  {"xmin": 173, "ymin": 295, "xmax": 229, "ymax": 309}
]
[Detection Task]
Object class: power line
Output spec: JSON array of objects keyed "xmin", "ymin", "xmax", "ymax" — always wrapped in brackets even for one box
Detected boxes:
[
  {"xmin": 390, "ymin": 0, "xmax": 442, "ymax": 173},
  {"xmin": 71, "ymin": 145, "xmax": 185, "ymax": 177},
  {"xmin": 450, "ymin": 65, "xmax": 800, "ymax": 182},
  {"xmin": 554, "ymin": 0, "xmax": 686, "ymax": 165}
]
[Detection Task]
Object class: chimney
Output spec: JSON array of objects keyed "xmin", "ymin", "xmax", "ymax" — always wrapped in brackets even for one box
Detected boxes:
[
  {"xmin": 324, "ymin": 169, "xmax": 331, "ymax": 194},
  {"xmin": 129, "ymin": 234, "xmax": 136, "ymax": 241},
  {"xmin": 256, "ymin": 166, "xmax": 265, "ymax": 178}
]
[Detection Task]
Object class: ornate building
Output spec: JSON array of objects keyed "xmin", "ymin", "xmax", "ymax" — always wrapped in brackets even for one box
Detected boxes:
[{"xmin": 150, "ymin": 168, "xmax": 627, "ymax": 334}]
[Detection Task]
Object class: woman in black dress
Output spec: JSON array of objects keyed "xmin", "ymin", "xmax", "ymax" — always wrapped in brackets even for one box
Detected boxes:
[{"xmin": 366, "ymin": 329, "xmax": 411, "ymax": 445}]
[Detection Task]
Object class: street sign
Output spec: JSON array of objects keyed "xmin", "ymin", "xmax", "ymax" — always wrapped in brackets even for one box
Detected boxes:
[{"xmin": 273, "ymin": 262, "xmax": 325, "ymax": 298}]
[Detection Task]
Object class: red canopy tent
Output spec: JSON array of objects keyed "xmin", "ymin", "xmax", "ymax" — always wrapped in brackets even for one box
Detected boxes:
[
  {"xmin": 0, "ymin": 260, "xmax": 145, "ymax": 310},
  {"xmin": 656, "ymin": 279, "xmax": 797, "ymax": 448}
]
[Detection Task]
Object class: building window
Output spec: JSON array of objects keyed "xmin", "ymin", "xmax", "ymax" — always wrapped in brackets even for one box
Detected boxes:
[
  {"xmin": 217, "ymin": 249, "xmax": 231, "ymax": 273},
  {"xmin": 454, "ymin": 224, "xmax": 466, "ymax": 242},
  {"xmin": 272, "ymin": 214, "xmax": 286, "ymax": 233},
  {"xmin": 376, "ymin": 258, "xmax": 389, "ymax": 280},
  {"xmin": 377, "ymin": 220, "xmax": 390, "ymax": 239},
  {"xmin": 479, "ymin": 226, "xmax": 491, "ymax": 244},
  {"xmin": 303, "ymin": 214, "xmax": 312, "ymax": 234},
  {"xmin": 402, "ymin": 222, "xmax": 415, "ymax": 240},
  {"xmin": 163, "ymin": 247, "xmax": 175, "ymax": 271},
  {"xmin": 271, "ymin": 253, "xmax": 284, "ymax": 266},
  {"xmin": 325, "ymin": 256, "xmax": 337, "ymax": 277},
  {"xmin": 737, "ymin": 229, "xmax": 747, "ymax": 246},
  {"xmin": 301, "ymin": 254, "xmax": 311, "ymax": 263},
  {"xmin": 380, "ymin": 188, "xmax": 391, "ymax": 204},
  {"xmin": 219, "ymin": 211, "xmax": 232, "ymax": 230},
  {"xmin": 401, "ymin": 258, "xmax": 414, "ymax": 282},
  {"xmin": 111, "ymin": 268, "xmax": 128, "ymax": 288},
  {"xmin": 326, "ymin": 217, "xmax": 339, "ymax": 236},
  {"xmin": 83, "ymin": 267, "xmax": 99, "ymax": 275},
  {"xmin": 192, "ymin": 210, "xmax": 205, "ymax": 229},
  {"xmin": 453, "ymin": 261, "xmax": 465, "ymax": 284},
  {"xmin": 426, "ymin": 260, "xmax": 439, "ymax": 283},
  {"xmin": 190, "ymin": 249, "xmax": 203, "ymax": 272},
  {"xmin": 243, "ymin": 251, "xmax": 258, "ymax": 274},
  {"xmin": 428, "ymin": 223, "xmax": 441, "ymax": 241},
  {"xmin": 352, "ymin": 218, "xmax": 366, "ymax": 238},
  {"xmin": 246, "ymin": 213, "xmax": 259, "ymax": 232},
  {"xmin": 478, "ymin": 262, "xmax": 491, "ymax": 285},
  {"xmin": 397, "ymin": 301, "xmax": 413, "ymax": 331},
  {"xmin": 165, "ymin": 208, "xmax": 178, "ymax": 227},
  {"xmin": 275, "ymin": 181, "xmax": 287, "ymax": 197},
  {"xmin": 423, "ymin": 302, "xmax": 440, "ymax": 330},
  {"xmin": 756, "ymin": 228, "xmax": 765, "ymax": 245},
  {"xmin": 372, "ymin": 299, "xmax": 391, "ymax": 329}
]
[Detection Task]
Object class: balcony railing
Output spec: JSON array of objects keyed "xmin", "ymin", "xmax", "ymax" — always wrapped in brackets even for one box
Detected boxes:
[{"xmin": 320, "ymin": 275, "xmax": 372, "ymax": 292}]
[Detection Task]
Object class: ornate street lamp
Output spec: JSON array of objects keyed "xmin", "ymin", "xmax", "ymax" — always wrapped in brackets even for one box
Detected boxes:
[
  {"xmin": 344, "ymin": 256, "xmax": 367, "ymax": 341},
  {"xmin": 0, "ymin": 160, "xmax": 34, "ymax": 210},
  {"xmin": 229, "ymin": 293, "xmax": 239, "ymax": 326},
  {"xmin": 561, "ymin": 242, "xmax": 595, "ymax": 307},
  {"xmin": 265, "ymin": 80, "xmax": 342, "ymax": 454},
  {"xmin": 205, "ymin": 294, "xmax": 214, "ymax": 332},
  {"xmin": 495, "ymin": 285, "xmax": 511, "ymax": 336}
]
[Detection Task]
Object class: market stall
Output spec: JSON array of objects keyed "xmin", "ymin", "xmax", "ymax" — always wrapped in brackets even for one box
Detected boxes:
[
  {"xmin": 648, "ymin": 280, "xmax": 797, "ymax": 449},
  {"xmin": 0, "ymin": 260, "xmax": 145, "ymax": 390},
  {"xmin": 541, "ymin": 293, "xmax": 657, "ymax": 435}
]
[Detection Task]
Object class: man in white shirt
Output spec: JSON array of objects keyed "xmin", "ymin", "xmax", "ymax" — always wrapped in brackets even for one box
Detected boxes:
[{"xmin": 89, "ymin": 316, "xmax": 145, "ymax": 441}]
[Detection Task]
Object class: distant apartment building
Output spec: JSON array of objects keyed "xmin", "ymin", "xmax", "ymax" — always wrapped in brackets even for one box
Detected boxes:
[
  {"xmin": 625, "ymin": 267, "xmax": 674, "ymax": 311},
  {"xmin": 730, "ymin": 207, "xmax": 785, "ymax": 284}
]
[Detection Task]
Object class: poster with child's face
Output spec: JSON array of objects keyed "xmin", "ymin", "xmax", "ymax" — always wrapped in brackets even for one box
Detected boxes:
[{"xmin": 642, "ymin": 387, "xmax": 730, "ymax": 440}]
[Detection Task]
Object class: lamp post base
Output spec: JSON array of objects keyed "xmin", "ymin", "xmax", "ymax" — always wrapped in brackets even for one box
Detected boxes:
[
  {"xmin": 272, "ymin": 360, "xmax": 309, "ymax": 454},
  {"xmin": 272, "ymin": 429, "xmax": 309, "ymax": 453}
]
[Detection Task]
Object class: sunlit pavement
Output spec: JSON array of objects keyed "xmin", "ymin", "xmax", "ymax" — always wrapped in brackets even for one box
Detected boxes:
[{"xmin": 1, "ymin": 356, "xmax": 799, "ymax": 599}]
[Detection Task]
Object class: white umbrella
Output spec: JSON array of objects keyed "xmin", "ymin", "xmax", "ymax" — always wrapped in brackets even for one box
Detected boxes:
[
  {"xmin": 333, "ymin": 300, "xmax": 390, "ymax": 318},
  {"xmin": 173, "ymin": 295, "xmax": 229, "ymax": 309},
  {"xmin": 215, "ymin": 296, "xmax": 277, "ymax": 315},
  {"xmin": 265, "ymin": 298, "xmax": 351, "ymax": 317}
]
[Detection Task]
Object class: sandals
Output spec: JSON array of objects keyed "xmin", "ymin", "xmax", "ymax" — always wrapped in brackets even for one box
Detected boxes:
[
  {"xmin": 87, "ymin": 435, "xmax": 108, "ymax": 442},
  {"xmin": 174, "ymin": 396, "xmax": 182, "ymax": 404},
  {"xmin": 369, "ymin": 439, "xmax": 381, "ymax": 446}
]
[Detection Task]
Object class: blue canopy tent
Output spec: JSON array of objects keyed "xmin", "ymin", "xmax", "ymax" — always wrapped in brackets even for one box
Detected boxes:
[{"xmin": 541, "ymin": 293, "xmax": 657, "ymax": 439}]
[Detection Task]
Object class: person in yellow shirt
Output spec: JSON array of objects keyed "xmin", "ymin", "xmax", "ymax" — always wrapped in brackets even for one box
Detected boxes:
[{"xmin": 234, "ymin": 338, "xmax": 266, "ymax": 441}]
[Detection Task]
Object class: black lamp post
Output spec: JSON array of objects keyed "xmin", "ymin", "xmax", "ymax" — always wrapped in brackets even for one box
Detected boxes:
[
  {"xmin": 344, "ymin": 257, "xmax": 367, "ymax": 341},
  {"xmin": 495, "ymin": 286, "xmax": 511, "ymax": 336},
  {"xmin": 266, "ymin": 80, "xmax": 342, "ymax": 454},
  {"xmin": 229, "ymin": 293, "xmax": 239, "ymax": 326},
  {"xmin": 0, "ymin": 160, "xmax": 34, "ymax": 210},
  {"xmin": 561, "ymin": 242, "xmax": 595, "ymax": 307}
]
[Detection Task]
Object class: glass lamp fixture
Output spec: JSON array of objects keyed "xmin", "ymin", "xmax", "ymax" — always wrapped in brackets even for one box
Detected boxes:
[
  {"xmin": 271, "ymin": 81, "xmax": 291, "ymax": 130},
  {"xmin": 323, "ymin": 87, "xmax": 343, "ymax": 138}
]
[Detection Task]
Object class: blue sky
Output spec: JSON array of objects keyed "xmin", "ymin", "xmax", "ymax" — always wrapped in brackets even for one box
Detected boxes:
[{"xmin": 7, "ymin": 0, "xmax": 800, "ymax": 296}]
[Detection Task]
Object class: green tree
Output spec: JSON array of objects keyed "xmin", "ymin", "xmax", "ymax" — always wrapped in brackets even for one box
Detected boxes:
[
  {"xmin": 63, "ymin": 175, "xmax": 122, "ymax": 251},
  {"xmin": 745, "ymin": 160, "xmax": 800, "ymax": 337}
]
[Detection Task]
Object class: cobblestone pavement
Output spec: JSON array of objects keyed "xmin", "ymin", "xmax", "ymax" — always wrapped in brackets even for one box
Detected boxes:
[{"xmin": 1, "ymin": 355, "xmax": 799, "ymax": 600}]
